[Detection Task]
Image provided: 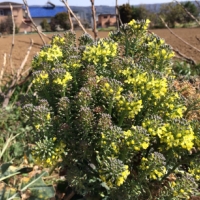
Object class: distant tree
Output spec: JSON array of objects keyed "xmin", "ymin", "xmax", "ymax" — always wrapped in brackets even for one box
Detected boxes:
[
  {"xmin": 159, "ymin": 3, "xmax": 183, "ymax": 28},
  {"xmin": 132, "ymin": 5, "xmax": 149, "ymax": 20},
  {"xmin": 119, "ymin": 4, "xmax": 133, "ymax": 24},
  {"xmin": 51, "ymin": 12, "xmax": 70, "ymax": 31},
  {"xmin": 182, "ymin": 1, "xmax": 199, "ymax": 23},
  {"xmin": 49, "ymin": 18, "xmax": 57, "ymax": 32},
  {"xmin": 40, "ymin": 19, "xmax": 51, "ymax": 32},
  {"xmin": 119, "ymin": 4, "xmax": 150, "ymax": 24},
  {"xmin": 0, "ymin": 16, "xmax": 15, "ymax": 34}
]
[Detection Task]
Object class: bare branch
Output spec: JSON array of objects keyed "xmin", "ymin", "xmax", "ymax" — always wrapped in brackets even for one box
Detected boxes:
[
  {"xmin": 23, "ymin": 0, "xmax": 46, "ymax": 45},
  {"xmin": 195, "ymin": 36, "xmax": 200, "ymax": 43},
  {"xmin": 9, "ymin": 3, "xmax": 15, "ymax": 76},
  {"xmin": 173, "ymin": 48, "xmax": 197, "ymax": 65},
  {"xmin": 66, "ymin": 0, "xmax": 74, "ymax": 31},
  {"xmin": 117, "ymin": 6, "xmax": 123, "ymax": 26},
  {"xmin": 174, "ymin": 0, "xmax": 200, "ymax": 26},
  {"xmin": 195, "ymin": 0, "xmax": 200, "ymax": 10},
  {"xmin": 2, "ymin": 39, "xmax": 34, "ymax": 107},
  {"xmin": 90, "ymin": 0, "xmax": 98, "ymax": 40},
  {"xmin": 159, "ymin": 16, "xmax": 200, "ymax": 53},
  {"xmin": 22, "ymin": 19, "xmax": 51, "ymax": 40},
  {"xmin": 61, "ymin": 0, "xmax": 87, "ymax": 34},
  {"xmin": 116, "ymin": 0, "xmax": 120, "ymax": 30},
  {"xmin": 0, "ymin": 54, "xmax": 7, "ymax": 93},
  {"xmin": 21, "ymin": 67, "xmax": 31, "ymax": 77}
]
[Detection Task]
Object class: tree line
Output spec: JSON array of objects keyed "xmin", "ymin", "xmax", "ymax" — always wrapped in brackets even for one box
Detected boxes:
[{"xmin": 119, "ymin": 1, "xmax": 199, "ymax": 28}]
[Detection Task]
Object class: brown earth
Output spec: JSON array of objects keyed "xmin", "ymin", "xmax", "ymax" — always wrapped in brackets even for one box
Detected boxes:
[{"xmin": 0, "ymin": 28, "xmax": 200, "ymax": 76}]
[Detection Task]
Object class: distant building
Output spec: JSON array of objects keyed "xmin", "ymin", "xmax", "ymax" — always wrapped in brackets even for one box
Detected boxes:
[
  {"xmin": 0, "ymin": 1, "xmax": 26, "ymax": 33},
  {"xmin": 28, "ymin": 3, "xmax": 67, "ymax": 31},
  {"xmin": 0, "ymin": 1, "xmax": 90, "ymax": 33},
  {"xmin": 98, "ymin": 14, "xmax": 116, "ymax": 28}
]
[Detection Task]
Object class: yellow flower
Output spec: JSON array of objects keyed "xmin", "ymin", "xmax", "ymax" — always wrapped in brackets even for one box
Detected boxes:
[
  {"xmin": 35, "ymin": 124, "xmax": 41, "ymax": 130},
  {"xmin": 46, "ymin": 113, "xmax": 51, "ymax": 120}
]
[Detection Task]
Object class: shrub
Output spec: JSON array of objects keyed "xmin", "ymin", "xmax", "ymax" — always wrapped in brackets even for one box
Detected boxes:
[
  {"xmin": 40, "ymin": 19, "xmax": 51, "ymax": 32},
  {"xmin": 0, "ymin": 16, "xmax": 13, "ymax": 34},
  {"xmin": 24, "ymin": 20, "xmax": 200, "ymax": 199},
  {"xmin": 50, "ymin": 12, "xmax": 70, "ymax": 31}
]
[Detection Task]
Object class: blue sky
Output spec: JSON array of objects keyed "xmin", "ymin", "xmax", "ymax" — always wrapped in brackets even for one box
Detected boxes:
[{"xmin": 1, "ymin": 0, "xmax": 182, "ymax": 6}]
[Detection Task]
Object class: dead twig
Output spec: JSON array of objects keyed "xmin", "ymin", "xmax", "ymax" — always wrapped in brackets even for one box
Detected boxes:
[
  {"xmin": 159, "ymin": 16, "xmax": 200, "ymax": 53},
  {"xmin": 66, "ymin": 0, "xmax": 74, "ymax": 31},
  {"xmin": 0, "ymin": 54, "xmax": 7, "ymax": 93},
  {"xmin": 9, "ymin": 3, "xmax": 15, "ymax": 76},
  {"xmin": 23, "ymin": 0, "xmax": 46, "ymax": 45},
  {"xmin": 90, "ymin": 0, "xmax": 98, "ymax": 40},
  {"xmin": 117, "ymin": 5, "xmax": 123, "ymax": 26},
  {"xmin": 173, "ymin": 48, "xmax": 197, "ymax": 65},
  {"xmin": 116, "ymin": 0, "xmax": 120, "ymax": 30},
  {"xmin": 195, "ymin": 36, "xmax": 200, "ymax": 43},
  {"xmin": 2, "ymin": 39, "xmax": 34, "ymax": 107},
  {"xmin": 61, "ymin": 0, "xmax": 87, "ymax": 34},
  {"xmin": 174, "ymin": 0, "xmax": 200, "ymax": 26}
]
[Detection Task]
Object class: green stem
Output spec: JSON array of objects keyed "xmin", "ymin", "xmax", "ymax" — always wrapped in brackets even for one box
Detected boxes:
[
  {"xmin": 118, "ymin": 110, "xmax": 127, "ymax": 127},
  {"xmin": 49, "ymin": 162, "xmax": 58, "ymax": 175},
  {"xmin": 108, "ymin": 100, "xmax": 114, "ymax": 115}
]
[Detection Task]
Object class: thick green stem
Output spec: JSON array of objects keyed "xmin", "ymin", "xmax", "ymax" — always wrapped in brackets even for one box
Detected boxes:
[
  {"xmin": 49, "ymin": 162, "xmax": 58, "ymax": 175},
  {"xmin": 118, "ymin": 110, "xmax": 127, "ymax": 127},
  {"xmin": 108, "ymin": 100, "xmax": 114, "ymax": 115}
]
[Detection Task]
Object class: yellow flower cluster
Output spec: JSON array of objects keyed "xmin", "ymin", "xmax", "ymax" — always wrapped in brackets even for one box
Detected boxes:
[
  {"xmin": 39, "ymin": 44, "xmax": 63, "ymax": 62},
  {"xmin": 169, "ymin": 175, "xmax": 195, "ymax": 199},
  {"xmin": 101, "ymin": 82, "xmax": 123, "ymax": 101},
  {"xmin": 99, "ymin": 165, "xmax": 130, "ymax": 187},
  {"xmin": 32, "ymin": 71, "xmax": 49, "ymax": 85},
  {"xmin": 189, "ymin": 161, "xmax": 200, "ymax": 180},
  {"xmin": 115, "ymin": 165, "xmax": 130, "ymax": 186},
  {"xmin": 149, "ymin": 167, "xmax": 167, "ymax": 180},
  {"xmin": 140, "ymin": 154, "xmax": 166, "ymax": 180},
  {"xmin": 100, "ymin": 131, "xmax": 120, "ymax": 154},
  {"xmin": 128, "ymin": 19, "xmax": 151, "ymax": 31},
  {"xmin": 117, "ymin": 99, "xmax": 143, "ymax": 119},
  {"xmin": 142, "ymin": 119, "xmax": 194, "ymax": 151},
  {"xmin": 123, "ymin": 127, "xmax": 149, "ymax": 151},
  {"xmin": 82, "ymin": 40, "xmax": 118, "ymax": 66},
  {"xmin": 53, "ymin": 71, "xmax": 72, "ymax": 87},
  {"xmin": 145, "ymin": 33, "xmax": 175, "ymax": 61},
  {"xmin": 121, "ymin": 67, "xmax": 168, "ymax": 99},
  {"xmin": 51, "ymin": 35, "xmax": 65, "ymax": 45},
  {"xmin": 32, "ymin": 138, "xmax": 66, "ymax": 167}
]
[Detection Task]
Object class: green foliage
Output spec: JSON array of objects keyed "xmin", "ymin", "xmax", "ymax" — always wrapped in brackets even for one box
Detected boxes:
[
  {"xmin": 51, "ymin": 12, "xmax": 70, "ymax": 31},
  {"xmin": 40, "ymin": 19, "xmax": 51, "ymax": 32},
  {"xmin": 0, "ymin": 106, "xmax": 31, "ymax": 164},
  {"xmin": 159, "ymin": 3, "xmax": 183, "ymax": 28},
  {"xmin": 0, "ymin": 163, "xmax": 55, "ymax": 199},
  {"xmin": 132, "ymin": 5, "xmax": 150, "ymax": 21},
  {"xmin": 119, "ymin": 4, "xmax": 133, "ymax": 24},
  {"xmin": 173, "ymin": 61, "xmax": 200, "ymax": 77},
  {"xmin": 159, "ymin": 2, "xmax": 199, "ymax": 28},
  {"xmin": 119, "ymin": 4, "xmax": 150, "ymax": 24},
  {"xmin": 24, "ymin": 21, "xmax": 200, "ymax": 199}
]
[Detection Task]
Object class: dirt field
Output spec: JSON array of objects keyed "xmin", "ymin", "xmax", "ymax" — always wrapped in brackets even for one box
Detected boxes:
[{"xmin": 0, "ymin": 28, "xmax": 200, "ymax": 75}]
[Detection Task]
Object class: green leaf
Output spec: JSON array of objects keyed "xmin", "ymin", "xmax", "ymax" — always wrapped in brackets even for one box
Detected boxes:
[
  {"xmin": 19, "ymin": 171, "xmax": 55, "ymax": 199},
  {"xmin": 0, "ymin": 182, "xmax": 20, "ymax": 200},
  {"xmin": 101, "ymin": 182, "xmax": 110, "ymax": 191},
  {"xmin": 0, "ymin": 163, "xmax": 33, "ymax": 181}
]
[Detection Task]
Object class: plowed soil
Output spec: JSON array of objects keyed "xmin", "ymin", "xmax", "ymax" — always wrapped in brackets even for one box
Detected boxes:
[{"xmin": 0, "ymin": 28, "xmax": 200, "ymax": 76}]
